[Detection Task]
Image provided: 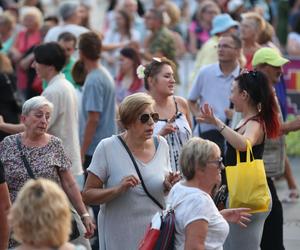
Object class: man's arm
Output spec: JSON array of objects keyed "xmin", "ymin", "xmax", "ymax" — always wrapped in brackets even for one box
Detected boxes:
[
  {"xmin": 281, "ymin": 116, "xmax": 300, "ymax": 134},
  {"xmin": 81, "ymin": 111, "xmax": 100, "ymax": 161},
  {"xmin": 188, "ymin": 100, "xmax": 201, "ymax": 117},
  {"xmin": 0, "ymin": 115, "xmax": 25, "ymax": 134}
]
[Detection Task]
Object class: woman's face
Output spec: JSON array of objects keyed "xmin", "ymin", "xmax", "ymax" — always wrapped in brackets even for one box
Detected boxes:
[
  {"xmin": 151, "ymin": 64, "xmax": 175, "ymax": 96},
  {"xmin": 119, "ymin": 55, "xmax": 134, "ymax": 74},
  {"xmin": 240, "ymin": 18, "xmax": 256, "ymax": 40},
  {"xmin": 23, "ymin": 105, "xmax": 51, "ymax": 135},
  {"xmin": 203, "ymin": 146, "xmax": 223, "ymax": 188},
  {"xmin": 128, "ymin": 105, "xmax": 157, "ymax": 140},
  {"xmin": 230, "ymin": 80, "xmax": 245, "ymax": 112},
  {"xmin": 115, "ymin": 12, "xmax": 126, "ymax": 29},
  {"xmin": 23, "ymin": 14, "xmax": 39, "ymax": 31},
  {"xmin": 201, "ymin": 6, "xmax": 218, "ymax": 24}
]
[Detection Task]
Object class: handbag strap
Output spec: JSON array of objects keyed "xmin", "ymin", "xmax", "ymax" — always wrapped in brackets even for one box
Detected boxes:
[
  {"xmin": 16, "ymin": 135, "xmax": 36, "ymax": 179},
  {"xmin": 117, "ymin": 135, "xmax": 163, "ymax": 210}
]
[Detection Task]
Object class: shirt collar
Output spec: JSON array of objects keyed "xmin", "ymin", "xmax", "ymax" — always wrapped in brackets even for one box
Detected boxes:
[
  {"xmin": 216, "ymin": 63, "xmax": 240, "ymax": 78},
  {"xmin": 47, "ymin": 73, "xmax": 65, "ymax": 86}
]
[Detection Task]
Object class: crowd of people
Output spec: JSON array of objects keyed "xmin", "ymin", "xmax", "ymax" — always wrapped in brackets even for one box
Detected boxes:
[{"xmin": 1, "ymin": 0, "xmax": 300, "ymax": 250}]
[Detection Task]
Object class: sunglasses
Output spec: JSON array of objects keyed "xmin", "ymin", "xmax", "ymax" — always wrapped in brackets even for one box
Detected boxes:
[
  {"xmin": 139, "ymin": 112, "xmax": 159, "ymax": 124},
  {"xmin": 207, "ymin": 157, "xmax": 224, "ymax": 170}
]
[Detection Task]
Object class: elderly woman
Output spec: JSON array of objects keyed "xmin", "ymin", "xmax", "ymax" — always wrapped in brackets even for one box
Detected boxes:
[
  {"xmin": 0, "ymin": 96, "xmax": 95, "ymax": 248},
  {"xmin": 83, "ymin": 92, "xmax": 180, "ymax": 249},
  {"xmin": 141, "ymin": 57, "xmax": 192, "ymax": 172},
  {"xmin": 168, "ymin": 138, "xmax": 251, "ymax": 249},
  {"xmin": 9, "ymin": 178, "xmax": 85, "ymax": 250}
]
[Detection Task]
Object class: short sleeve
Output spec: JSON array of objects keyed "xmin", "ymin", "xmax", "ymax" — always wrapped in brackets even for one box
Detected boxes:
[
  {"xmin": 188, "ymin": 69, "xmax": 203, "ymax": 101},
  {"xmin": 51, "ymin": 137, "xmax": 72, "ymax": 171},
  {"xmin": 182, "ymin": 194, "xmax": 212, "ymax": 228},
  {"xmin": 87, "ymin": 140, "xmax": 109, "ymax": 183},
  {"xmin": 84, "ymin": 79, "xmax": 104, "ymax": 112}
]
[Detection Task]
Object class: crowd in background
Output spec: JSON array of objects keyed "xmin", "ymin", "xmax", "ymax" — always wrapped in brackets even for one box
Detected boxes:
[{"xmin": 1, "ymin": 0, "xmax": 300, "ymax": 250}]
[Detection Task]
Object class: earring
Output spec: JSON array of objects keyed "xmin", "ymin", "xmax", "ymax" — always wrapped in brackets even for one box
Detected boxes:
[{"xmin": 257, "ymin": 103, "xmax": 262, "ymax": 112}]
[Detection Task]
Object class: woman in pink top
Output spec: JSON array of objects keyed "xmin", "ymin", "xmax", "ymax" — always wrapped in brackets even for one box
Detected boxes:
[{"xmin": 10, "ymin": 7, "xmax": 42, "ymax": 98}]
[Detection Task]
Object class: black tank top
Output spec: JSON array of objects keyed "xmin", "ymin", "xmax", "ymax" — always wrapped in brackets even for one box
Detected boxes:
[{"xmin": 225, "ymin": 116, "xmax": 265, "ymax": 166}]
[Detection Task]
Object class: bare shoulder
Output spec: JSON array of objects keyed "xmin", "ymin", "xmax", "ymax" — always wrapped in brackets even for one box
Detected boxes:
[{"xmin": 174, "ymin": 96, "xmax": 189, "ymax": 112}]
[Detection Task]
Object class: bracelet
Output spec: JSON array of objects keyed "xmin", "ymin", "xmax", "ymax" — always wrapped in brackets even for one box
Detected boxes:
[
  {"xmin": 81, "ymin": 213, "xmax": 90, "ymax": 220},
  {"xmin": 218, "ymin": 124, "xmax": 226, "ymax": 133}
]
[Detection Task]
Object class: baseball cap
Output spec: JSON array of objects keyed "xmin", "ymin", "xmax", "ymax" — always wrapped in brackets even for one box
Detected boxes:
[
  {"xmin": 210, "ymin": 14, "xmax": 239, "ymax": 36},
  {"xmin": 252, "ymin": 48, "xmax": 289, "ymax": 67}
]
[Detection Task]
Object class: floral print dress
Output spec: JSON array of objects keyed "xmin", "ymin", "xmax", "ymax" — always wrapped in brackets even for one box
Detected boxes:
[{"xmin": 0, "ymin": 133, "xmax": 71, "ymax": 203}]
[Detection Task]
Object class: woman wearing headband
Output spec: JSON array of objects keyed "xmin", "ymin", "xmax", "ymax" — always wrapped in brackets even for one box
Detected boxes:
[{"xmin": 139, "ymin": 57, "xmax": 192, "ymax": 172}]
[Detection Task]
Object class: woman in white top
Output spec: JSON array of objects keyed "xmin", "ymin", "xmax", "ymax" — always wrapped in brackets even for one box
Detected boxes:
[
  {"xmin": 142, "ymin": 57, "xmax": 192, "ymax": 172},
  {"xmin": 83, "ymin": 93, "xmax": 180, "ymax": 249},
  {"xmin": 168, "ymin": 138, "xmax": 251, "ymax": 250}
]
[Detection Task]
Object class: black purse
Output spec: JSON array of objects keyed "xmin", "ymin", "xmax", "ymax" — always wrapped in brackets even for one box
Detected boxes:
[
  {"xmin": 213, "ymin": 184, "xmax": 228, "ymax": 211},
  {"xmin": 16, "ymin": 135, "xmax": 80, "ymax": 240}
]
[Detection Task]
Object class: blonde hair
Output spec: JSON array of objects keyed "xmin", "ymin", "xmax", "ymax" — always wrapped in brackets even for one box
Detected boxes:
[
  {"xmin": 241, "ymin": 12, "xmax": 266, "ymax": 35},
  {"xmin": 0, "ymin": 11, "xmax": 16, "ymax": 31},
  {"xmin": 180, "ymin": 138, "xmax": 218, "ymax": 180},
  {"xmin": 164, "ymin": 2, "xmax": 181, "ymax": 27},
  {"xmin": 19, "ymin": 6, "xmax": 43, "ymax": 29},
  {"xmin": 118, "ymin": 93, "xmax": 155, "ymax": 129},
  {"xmin": 9, "ymin": 178, "xmax": 71, "ymax": 247},
  {"xmin": 196, "ymin": 0, "xmax": 220, "ymax": 21}
]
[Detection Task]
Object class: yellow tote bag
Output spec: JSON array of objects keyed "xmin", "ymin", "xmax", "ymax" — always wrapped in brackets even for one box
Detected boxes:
[{"xmin": 225, "ymin": 140, "xmax": 271, "ymax": 213}]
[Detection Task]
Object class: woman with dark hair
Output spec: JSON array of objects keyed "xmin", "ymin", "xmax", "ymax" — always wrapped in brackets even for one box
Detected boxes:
[
  {"xmin": 198, "ymin": 71, "xmax": 281, "ymax": 250},
  {"xmin": 141, "ymin": 57, "xmax": 192, "ymax": 172},
  {"xmin": 102, "ymin": 10, "xmax": 141, "ymax": 77},
  {"xmin": 115, "ymin": 47, "xmax": 144, "ymax": 104}
]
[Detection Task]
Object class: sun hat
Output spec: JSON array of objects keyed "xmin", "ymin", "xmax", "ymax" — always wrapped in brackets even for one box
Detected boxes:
[
  {"xmin": 210, "ymin": 13, "xmax": 239, "ymax": 36},
  {"xmin": 252, "ymin": 48, "xmax": 289, "ymax": 67}
]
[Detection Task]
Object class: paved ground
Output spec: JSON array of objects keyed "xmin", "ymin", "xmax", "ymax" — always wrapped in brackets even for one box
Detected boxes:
[{"xmin": 275, "ymin": 157, "xmax": 300, "ymax": 250}]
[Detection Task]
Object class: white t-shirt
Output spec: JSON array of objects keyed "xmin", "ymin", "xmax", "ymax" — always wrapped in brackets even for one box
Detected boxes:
[{"xmin": 168, "ymin": 182, "xmax": 229, "ymax": 250}]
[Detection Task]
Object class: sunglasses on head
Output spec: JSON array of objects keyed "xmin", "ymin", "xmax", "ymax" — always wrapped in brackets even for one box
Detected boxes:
[{"xmin": 139, "ymin": 112, "xmax": 159, "ymax": 124}]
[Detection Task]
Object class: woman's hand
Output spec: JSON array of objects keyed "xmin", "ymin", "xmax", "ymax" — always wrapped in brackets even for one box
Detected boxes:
[
  {"xmin": 196, "ymin": 103, "xmax": 218, "ymax": 126},
  {"xmin": 117, "ymin": 175, "xmax": 140, "ymax": 194},
  {"xmin": 82, "ymin": 216, "xmax": 96, "ymax": 238},
  {"xmin": 220, "ymin": 208, "xmax": 252, "ymax": 227},
  {"xmin": 164, "ymin": 171, "xmax": 181, "ymax": 192},
  {"xmin": 159, "ymin": 123, "xmax": 177, "ymax": 136}
]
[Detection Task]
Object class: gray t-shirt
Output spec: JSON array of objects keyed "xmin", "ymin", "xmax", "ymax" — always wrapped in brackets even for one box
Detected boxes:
[
  {"xmin": 87, "ymin": 135, "xmax": 171, "ymax": 250},
  {"xmin": 80, "ymin": 66, "xmax": 116, "ymax": 156}
]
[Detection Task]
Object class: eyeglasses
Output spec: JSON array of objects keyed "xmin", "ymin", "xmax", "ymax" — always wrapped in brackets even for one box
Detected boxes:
[
  {"xmin": 139, "ymin": 112, "xmax": 159, "ymax": 124},
  {"xmin": 206, "ymin": 157, "xmax": 224, "ymax": 170},
  {"xmin": 217, "ymin": 44, "xmax": 237, "ymax": 50}
]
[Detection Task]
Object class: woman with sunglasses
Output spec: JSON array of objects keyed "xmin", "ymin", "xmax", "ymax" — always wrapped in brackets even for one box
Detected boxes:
[
  {"xmin": 142, "ymin": 57, "xmax": 192, "ymax": 172},
  {"xmin": 198, "ymin": 71, "xmax": 281, "ymax": 250},
  {"xmin": 83, "ymin": 92, "xmax": 180, "ymax": 250}
]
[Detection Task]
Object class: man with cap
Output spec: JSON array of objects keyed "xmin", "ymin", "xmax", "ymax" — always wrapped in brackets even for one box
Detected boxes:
[
  {"xmin": 190, "ymin": 13, "xmax": 239, "ymax": 81},
  {"xmin": 188, "ymin": 33, "xmax": 242, "ymax": 156},
  {"xmin": 253, "ymin": 47, "xmax": 300, "ymax": 250}
]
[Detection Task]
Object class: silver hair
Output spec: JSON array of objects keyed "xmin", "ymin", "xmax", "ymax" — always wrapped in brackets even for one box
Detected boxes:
[
  {"xmin": 22, "ymin": 96, "xmax": 54, "ymax": 116},
  {"xmin": 180, "ymin": 138, "xmax": 218, "ymax": 180},
  {"xmin": 59, "ymin": 1, "xmax": 79, "ymax": 21}
]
